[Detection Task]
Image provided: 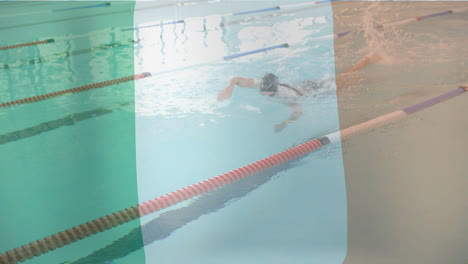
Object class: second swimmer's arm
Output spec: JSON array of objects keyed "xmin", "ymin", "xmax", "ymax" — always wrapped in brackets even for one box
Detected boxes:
[{"xmin": 217, "ymin": 77, "xmax": 257, "ymax": 101}]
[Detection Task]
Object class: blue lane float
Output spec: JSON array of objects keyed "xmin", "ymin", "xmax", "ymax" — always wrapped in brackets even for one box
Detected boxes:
[
  {"xmin": 0, "ymin": 0, "xmax": 212, "ymax": 30},
  {"xmin": 0, "ymin": 42, "xmax": 290, "ymax": 108},
  {"xmin": 335, "ymin": 7, "xmax": 467, "ymax": 39},
  {"xmin": 223, "ymin": 43, "xmax": 289, "ymax": 60},
  {"xmin": 232, "ymin": 6, "xmax": 280, "ymax": 16},
  {"xmin": 0, "ymin": 40, "xmax": 137, "ymax": 70},
  {"xmin": 230, "ymin": 0, "xmax": 334, "ymax": 17},
  {"xmin": 147, "ymin": 42, "xmax": 293, "ymax": 77},
  {"xmin": 416, "ymin": 10, "xmax": 453, "ymax": 21},
  {"xmin": 335, "ymin": 30, "xmax": 352, "ymax": 38},
  {"xmin": 52, "ymin": 2, "xmax": 111, "ymax": 12},
  {"xmin": 130, "ymin": 1, "xmax": 332, "ymax": 32},
  {"xmin": 0, "ymin": 0, "xmax": 330, "ymax": 49},
  {"xmin": 322, "ymin": 86, "xmax": 467, "ymax": 144},
  {"xmin": 121, "ymin": 20, "xmax": 185, "ymax": 31},
  {"xmin": 402, "ymin": 87, "xmax": 466, "ymax": 115},
  {"xmin": 0, "ymin": 2, "xmax": 113, "ymax": 18}
]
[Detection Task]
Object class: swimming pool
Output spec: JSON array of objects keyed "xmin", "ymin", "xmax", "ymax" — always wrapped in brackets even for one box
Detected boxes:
[
  {"xmin": 0, "ymin": 1, "xmax": 346, "ymax": 264},
  {"xmin": 133, "ymin": 1, "xmax": 346, "ymax": 264},
  {"xmin": 0, "ymin": 1, "xmax": 466, "ymax": 264}
]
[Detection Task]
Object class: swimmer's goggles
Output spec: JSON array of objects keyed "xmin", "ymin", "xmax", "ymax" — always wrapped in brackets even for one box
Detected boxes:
[{"xmin": 260, "ymin": 73, "xmax": 304, "ymax": 96}]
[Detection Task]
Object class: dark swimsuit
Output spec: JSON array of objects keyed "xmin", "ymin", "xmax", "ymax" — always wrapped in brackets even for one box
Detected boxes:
[
  {"xmin": 300, "ymin": 80, "xmax": 324, "ymax": 93},
  {"xmin": 259, "ymin": 73, "xmax": 327, "ymax": 97}
]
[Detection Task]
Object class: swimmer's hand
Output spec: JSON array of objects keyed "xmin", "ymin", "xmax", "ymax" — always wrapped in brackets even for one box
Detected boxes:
[
  {"xmin": 217, "ymin": 87, "xmax": 233, "ymax": 101},
  {"xmin": 274, "ymin": 121, "xmax": 288, "ymax": 133}
]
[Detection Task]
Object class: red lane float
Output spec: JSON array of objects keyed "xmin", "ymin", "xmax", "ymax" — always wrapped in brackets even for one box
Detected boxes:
[
  {"xmin": 0, "ymin": 39, "xmax": 54, "ymax": 51},
  {"xmin": 0, "ymin": 139, "xmax": 323, "ymax": 264},
  {"xmin": 0, "ymin": 73, "xmax": 151, "ymax": 108}
]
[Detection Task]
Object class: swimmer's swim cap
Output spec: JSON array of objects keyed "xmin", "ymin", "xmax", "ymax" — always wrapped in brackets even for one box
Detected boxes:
[{"xmin": 260, "ymin": 73, "xmax": 279, "ymax": 94}]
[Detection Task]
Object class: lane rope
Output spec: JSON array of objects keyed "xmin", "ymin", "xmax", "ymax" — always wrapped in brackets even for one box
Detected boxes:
[
  {"xmin": 0, "ymin": 73, "xmax": 151, "ymax": 108},
  {"xmin": 0, "ymin": 86, "xmax": 465, "ymax": 264},
  {"xmin": 51, "ymin": 2, "xmax": 111, "ymax": 12},
  {"xmin": 0, "ymin": 43, "xmax": 290, "ymax": 109},
  {"xmin": 334, "ymin": 6, "xmax": 468, "ymax": 38},
  {"xmin": 1, "ymin": 40, "xmax": 137, "ymax": 70},
  {"xmin": 122, "ymin": 1, "xmax": 332, "ymax": 31},
  {"xmin": 0, "ymin": 2, "xmax": 112, "ymax": 18},
  {"xmin": 0, "ymin": 0, "xmax": 331, "ymax": 49},
  {"xmin": 0, "ymin": 0, "xmax": 213, "ymax": 31},
  {"xmin": 0, "ymin": 39, "xmax": 54, "ymax": 51}
]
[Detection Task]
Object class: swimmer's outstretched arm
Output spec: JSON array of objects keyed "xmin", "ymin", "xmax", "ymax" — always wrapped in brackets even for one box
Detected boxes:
[
  {"xmin": 335, "ymin": 52, "xmax": 382, "ymax": 89},
  {"xmin": 217, "ymin": 76, "xmax": 257, "ymax": 101},
  {"xmin": 274, "ymin": 102, "xmax": 303, "ymax": 132},
  {"xmin": 340, "ymin": 52, "xmax": 382, "ymax": 75}
]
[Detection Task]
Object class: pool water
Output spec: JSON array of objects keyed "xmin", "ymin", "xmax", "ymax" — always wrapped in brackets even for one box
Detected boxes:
[
  {"xmin": 0, "ymin": 1, "xmax": 347, "ymax": 264},
  {"xmin": 3, "ymin": 1, "xmax": 465, "ymax": 264},
  {"xmin": 0, "ymin": 2, "xmax": 144, "ymax": 264},
  {"xmin": 134, "ymin": 1, "xmax": 347, "ymax": 263}
]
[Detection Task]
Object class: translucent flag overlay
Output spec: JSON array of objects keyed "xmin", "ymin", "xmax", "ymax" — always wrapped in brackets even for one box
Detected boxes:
[
  {"xmin": 133, "ymin": 1, "xmax": 346, "ymax": 263},
  {"xmin": 0, "ymin": 1, "xmax": 144, "ymax": 264},
  {"xmin": 2, "ymin": 1, "xmax": 466, "ymax": 264},
  {"xmin": 332, "ymin": 1, "xmax": 468, "ymax": 264}
]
